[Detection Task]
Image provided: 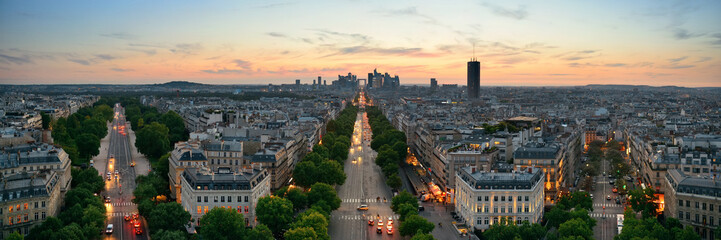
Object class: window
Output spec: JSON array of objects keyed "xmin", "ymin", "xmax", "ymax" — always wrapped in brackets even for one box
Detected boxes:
[
  {"xmin": 237, "ymin": 206, "xmax": 242, "ymax": 213},
  {"xmin": 214, "ymin": 196, "xmax": 218, "ymax": 202},
  {"xmin": 696, "ymin": 214, "xmax": 699, "ymax": 223},
  {"xmin": 484, "ymin": 217, "xmax": 489, "ymax": 225},
  {"xmin": 686, "ymin": 212, "xmax": 690, "ymax": 220},
  {"xmin": 477, "ymin": 217, "xmax": 482, "ymax": 225},
  {"xmin": 197, "ymin": 196, "xmax": 202, "ymax": 202},
  {"xmin": 221, "ymin": 196, "xmax": 225, "ymax": 202},
  {"xmin": 703, "ymin": 203, "xmax": 707, "ymax": 210},
  {"xmin": 711, "ymin": 217, "xmax": 715, "ymax": 226},
  {"xmin": 686, "ymin": 200, "xmax": 690, "ymax": 207},
  {"xmin": 501, "ymin": 208, "xmax": 505, "ymax": 213},
  {"xmin": 518, "ymin": 207, "xmax": 522, "ymax": 213},
  {"xmin": 42, "ymin": 201, "xmax": 45, "ymax": 208},
  {"xmin": 711, "ymin": 204, "xmax": 715, "ymax": 211},
  {"xmin": 9, "ymin": 206, "xmax": 12, "ymax": 213},
  {"xmin": 525, "ymin": 196, "xmax": 529, "ymax": 201},
  {"xmin": 525, "ymin": 206, "xmax": 529, "ymax": 212},
  {"xmin": 508, "ymin": 207, "xmax": 512, "ymax": 213},
  {"xmin": 517, "ymin": 196, "xmax": 522, "ymax": 201},
  {"xmin": 477, "ymin": 196, "xmax": 482, "ymax": 202},
  {"xmin": 204, "ymin": 196, "xmax": 208, "ymax": 202},
  {"xmin": 197, "ymin": 206, "xmax": 201, "ymax": 214},
  {"xmin": 485, "ymin": 196, "xmax": 489, "ymax": 201},
  {"xmin": 204, "ymin": 206, "xmax": 209, "ymax": 213},
  {"xmin": 238, "ymin": 196, "xmax": 242, "ymax": 202},
  {"xmin": 42, "ymin": 212, "xmax": 45, "ymax": 220},
  {"xmin": 34, "ymin": 212, "xmax": 38, "ymax": 220},
  {"xmin": 501, "ymin": 196, "xmax": 506, "ymax": 201},
  {"xmin": 34, "ymin": 202, "xmax": 38, "ymax": 208},
  {"xmin": 494, "ymin": 196, "xmax": 498, "ymax": 201},
  {"xmin": 484, "ymin": 206, "xmax": 489, "ymax": 213},
  {"xmin": 679, "ymin": 200, "xmax": 684, "ymax": 207},
  {"xmin": 679, "ymin": 211, "xmax": 683, "ymax": 219},
  {"xmin": 245, "ymin": 206, "xmax": 249, "ymax": 213},
  {"xmin": 696, "ymin": 202, "xmax": 699, "ymax": 209},
  {"xmin": 245, "ymin": 196, "xmax": 248, "ymax": 202},
  {"xmin": 494, "ymin": 207, "xmax": 498, "ymax": 213}
]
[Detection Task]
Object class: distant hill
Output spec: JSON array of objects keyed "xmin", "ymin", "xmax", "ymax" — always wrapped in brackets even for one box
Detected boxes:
[{"xmin": 152, "ymin": 81, "xmax": 208, "ymax": 88}]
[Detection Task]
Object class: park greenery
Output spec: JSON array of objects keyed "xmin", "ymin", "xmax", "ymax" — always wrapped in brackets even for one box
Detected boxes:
[
  {"xmin": 27, "ymin": 168, "xmax": 107, "ymax": 240},
  {"xmin": 197, "ymin": 207, "xmax": 274, "ymax": 240},
  {"xmin": 50, "ymin": 104, "xmax": 113, "ymax": 165},
  {"xmin": 615, "ymin": 208, "xmax": 699, "ymax": 240}
]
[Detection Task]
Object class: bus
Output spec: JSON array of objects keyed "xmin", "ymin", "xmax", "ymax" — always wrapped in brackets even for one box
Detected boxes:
[{"xmin": 617, "ymin": 214, "xmax": 624, "ymax": 234}]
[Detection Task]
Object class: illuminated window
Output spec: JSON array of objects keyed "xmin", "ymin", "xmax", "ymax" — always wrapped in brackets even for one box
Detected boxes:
[
  {"xmin": 204, "ymin": 206, "xmax": 209, "ymax": 214},
  {"xmin": 245, "ymin": 206, "xmax": 249, "ymax": 213},
  {"xmin": 9, "ymin": 206, "xmax": 12, "ymax": 213},
  {"xmin": 197, "ymin": 206, "xmax": 201, "ymax": 214}
]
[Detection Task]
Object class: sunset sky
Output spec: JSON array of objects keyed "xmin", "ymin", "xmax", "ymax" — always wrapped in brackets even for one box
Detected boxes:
[{"xmin": 1, "ymin": 0, "xmax": 720, "ymax": 87}]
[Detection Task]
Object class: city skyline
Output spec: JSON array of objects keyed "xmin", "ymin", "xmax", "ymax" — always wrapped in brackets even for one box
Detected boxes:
[{"xmin": 1, "ymin": 1, "xmax": 721, "ymax": 87}]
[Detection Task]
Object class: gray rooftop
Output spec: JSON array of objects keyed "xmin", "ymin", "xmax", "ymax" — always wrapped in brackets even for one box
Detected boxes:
[
  {"xmin": 457, "ymin": 166, "xmax": 543, "ymax": 190},
  {"xmin": 182, "ymin": 167, "xmax": 268, "ymax": 191},
  {"xmin": 514, "ymin": 142, "xmax": 561, "ymax": 159},
  {"xmin": 666, "ymin": 169, "xmax": 721, "ymax": 198},
  {"xmin": 0, "ymin": 144, "xmax": 66, "ymax": 169}
]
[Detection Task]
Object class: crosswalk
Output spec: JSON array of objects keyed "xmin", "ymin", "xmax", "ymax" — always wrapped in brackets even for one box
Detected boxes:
[
  {"xmin": 343, "ymin": 198, "xmax": 385, "ymax": 203},
  {"xmin": 593, "ymin": 203, "xmax": 622, "ymax": 208},
  {"xmin": 108, "ymin": 212, "xmax": 138, "ymax": 217},
  {"xmin": 331, "ymin": 214, "xmax": 400, "ymax": 221},
  {"xmin": 589, "ymin": 213, "xmax": 620, "ymax": 218},
  {"xmin": 110, "ymin": 202, "xmax": 136, "ymax": 207}
]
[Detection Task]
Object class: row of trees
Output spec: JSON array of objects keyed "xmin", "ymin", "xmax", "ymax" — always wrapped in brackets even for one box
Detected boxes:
[
  {"xmin": 51, "ymin": 104, "xmax": 114, "ymax": 165},
  {"xmin": 391, "ymin": 191, "xmax": 437, "ymax": 238},
  {"xmin": 259, "ymin": 182, "xmax": 342, "ymax": 239},
  {"xmin": 26, "ymin": 168, "xmax": 107, "ymax": 240},
  {"xmin": 616, "ymin": 188, "xmax": 701, "ymax": 240},
  {"xmin": 367, "ymin": 106, "xmax": 406, "ymax": 190}
]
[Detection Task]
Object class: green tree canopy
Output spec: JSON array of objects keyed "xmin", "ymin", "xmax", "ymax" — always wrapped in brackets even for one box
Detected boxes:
[
  {"xmin": 146, "ymin": 202, "xmax": 191, "ymax": 234},
  {"xmin": 399, "ymin": 214, "xmax": 435, "ymax": 236},
  {"xmin": 291, "ymin": 210, "xmax": 329, "ymax": 240},
  {"xmin": 199, "ymin": 208, "xmax": 247, "ymax": 240},
  {"xmin": 75, "ymin": 133, "xmax": 100, "ymax": 161},
  {"xmin": 307, "ymin": 183, "xmax": 342, "ymax": 211},
  {"xmin": 151, "ymin": 229, "xmax": 188, "ymax": 240},
  {"xmin": 284, "ymin": 226, "xmax": 318, "ymax": 240},
  {"xmin": 256, "ymin": 196, "xmax": 295, "ymax": 234},
  {"xmin": 391, "ymin": 190, "xmax": 418, "ymax": 213},
  {"xmin": 558, "ymin": 218, "xmax": 593, "ymax": 240},
  {"xmin": 135, "ymin": 122, "xmax": 171, "ymax": 159}
]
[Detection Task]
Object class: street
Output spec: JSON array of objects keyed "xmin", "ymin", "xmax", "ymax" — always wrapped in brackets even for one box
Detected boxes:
[
  {"xmin": 329, "ymin": 95, "xmax": 400, "ymax": 240},
  {"xmin": 96, "ymin": 104, "xmax": 148, "ymax": 240},
  {"xmin": 591, "ymin": 152, "xmax": 624, "ymax": 240}
]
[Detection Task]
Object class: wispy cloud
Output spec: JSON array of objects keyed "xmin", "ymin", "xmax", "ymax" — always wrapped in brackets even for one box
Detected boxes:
[
  {"xmin": 481, "ymin": 2, "xmax": 528, "ymax": 20},
  {"xmin": 695, "ymin": 57, "xmax": 712, "ymax": 63},
  {"xmin": 202, "ymin": 68, "xmax": 248, "ymax": 74},
  {"xmin": 382, "ymin": 7, "xmax": 440, "ymax": 25},
  {"xmin": 673, "ymin": 28, "xmax": 704, "ymax": 40},
  {"xmin": 605, "ymin": 63, "xmax": 627, "ymax": 67},
  {"xmin": 232, "ymin": 59, "xmax": 252, "ymax": 70},
  {"xmin": 0, "ymin": 53, "xmax": 34, "ymax": 65},
  {"xmin": 170, "ymin": 43, "xmax": 202, "ymax": 55},
  {"xmin": 68, "ymin": 59, "xmax": 91, "ymax": 65},
  {"xmin": 95, "ymin": 54, "xmax": 117, "ymax": 61},
  {"xmin": 556, "ymin": 50, "xmax": 601, "ymax": 61},
  {"xmin": 100, "ymin": 32, "xmax": 135, "ymax": 40},
  {"xmin": 126, "ymin": 48, "xmax": 157, "ymax": 56},
  {"xmin": 711, "ymin": 33, "xmax": 721, "ymax": 45},
  {"xmin": 267, "ymin": 32, "xmax": 288, "ymax": 38},
  {"xmin": 110, "ymin": 68, "xmax": 132, "ymax": 72},
  {"xmin": 663, "ymin": 65, "xmax": 694, "ymax": 69},
  {"xmin": 324, "ymin": 45, "xmax": 438, "ymax": 58},
  {"xmin": 646, "ymin": 72, "xmax": 672, "ymax": 78},
  {"xmin": 312, "ymin": 29, "xmax": 370, "ymax": 45},
  {"xmin": 668, "ymin": 56, "xmax": 687, "ymax": 63}
]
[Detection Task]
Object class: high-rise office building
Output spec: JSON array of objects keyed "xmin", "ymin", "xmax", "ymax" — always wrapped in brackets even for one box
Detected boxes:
[
  {"xmin": 317, "ymin": 76, "xmax": 322, "ymax": 86},
  {"xmin": 367, "ymin": 73, "xmax": 373, "ymax": 88},
  {"xmin": 295, "ymin": 79, "xmax": 300, "ymax": 85},
  {"xmin": 467, "ymin": 58, "xmax": 480, "ymax": 99},
  {"xmin": 430, "ymin": 78, "xmax": 438, "ymax": 90}
]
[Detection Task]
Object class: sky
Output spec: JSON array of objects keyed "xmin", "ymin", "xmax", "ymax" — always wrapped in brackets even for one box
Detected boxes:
[{"xmin": 1, "ymin": 0, "xmax": 720, "ymax": 87}]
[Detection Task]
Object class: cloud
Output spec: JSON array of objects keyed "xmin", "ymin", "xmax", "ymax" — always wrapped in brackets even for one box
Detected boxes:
[
  {"xmin": 232, "ymin": 59, "xmax": 252, "ymax": 70},
  {"xmin": 324, "ymin": 45, "xmax": 438, "ymax": 58},
  {"xmin": 605, "ymin": 63, "xmax": 627, "ymax": 67},
  {"xmin": 668, "ymin": 56, "xmax": 687, "ymax": 63},
  {"xmin": 673, "ymin": 28, "xmax": 704, "ymax": 40},
  {"xmin": 110, "ymin": 68, "xmax": 132, "ymax": 72},
  {"xmin": 312, "ymin": 29, "xmax": 370, "ymax": 45},
  {"xmin": 663, "ymin": 65, "xmax": 694, "ymax": 69},
  {"xmin": 202, "ymin": 68, "xmax": 248, "ymax": 74},
  {"xmin": 711, "ymin": 33, "xmax": 721, "ymax": 45},
  {"xmin": 68, "ymin": 59, "xmax": 91, "ymax": 65},
  {"xmin": 695, "ymin": 57, "xmax": 712, "ymax": 63},
  {"xmin": 126, "ymin": 48, "xmax": 157, "ymax": 56},
  {"xmin": 0, "ymin": 53, "xmax": 33, "ymax": 65},
  {"xmin": 481, "ymin": 2, "xmax": 528, "ymax": 20},
  {"xmin": 267, "ymin": 32, "xmax": 288, "ymax": 38},
  {"xmin": 170, "ymin": 43, "xmax": 202, "ymax": 55},
  {"xmin": 95, "ymin": 54, "xmax": 117, "ymax": 61},
  {"xmin": 548, "ymin": 74, "xmax": 574, "ymax": 76},
  {"xmin": 382, "ymin": 7, "xmax": 440, "ymax": 25},
  {"xmin": 100, "ymin": 32, "xmax": 135, "ymax": 40},
  {"xmin": 128, "ymin": 43, "xmax": 165, "ymax": 48},
  {"xmin": 645, "ymin": 72, "xmax": 672, "ymax": 78},
  {"xmin": 257, "ymin": 2, "xmax": 295, "ymax": 9},
  {"xmin": 557, "ymin": 50, "xmax": 601, "ymax": 61}
]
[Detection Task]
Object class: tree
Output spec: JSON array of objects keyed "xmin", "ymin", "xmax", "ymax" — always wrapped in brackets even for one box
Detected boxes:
[
  {"xmin": 392, "ymin": 141, "xmax": 408, "ymax": 162},
  {"xmin": 558, "ymin": 218, "xmax": 593, "ymax": 240},
  {"xmin": 152, "ymin": 230, "xmax": 188, "ymax": 240},
  {"xmin": 291, "ymin": 210, "xmax": 329, "ymax": 240},
  {"xmin": 93, "ymin": 104, "xmax": 114, "ymax": 122},
  {"xmin": 154, "ymin": 152, "xmax": 171, "ymax": 182},
  {"xmin": 75, "ymin": 133, "xmax": 100, "ymax": 161},
  {"xmin": 410, "ymin": 232, "xmax": 436, "ymax": 240},
  {"xmin": 57, "ymin": 223, "xmax": 86, "ymax": 240},
  {"xmin": 199, "ymin": 208, "xmax": 246, "ymax": 240},
  {"xmin": 71, "ymin": 168, "xmax": 104, "ymax": 193},
  {"xmin": 27, "ymin": 217, "xmax": 63, "ymax": 240},
  {"xmin": 302, "ymin": 151, "xmax": 324, "ymax": 165},
  {"xmin": 557, "ymin": 191, "xmax": 593, "ymax": 211},
  {"xmin": 40, "ymin": 112, "xmax": 51, "ymax": 130},
  {"xmin": 135, "ymin": 122, "xmax": 171, "ymax": 159},
  {"xmin": 307, "ymin": 183, "xmax": 341, "ymax": 211},
  {"xmin": 147, "ymin": 202, "xmax": 191, "ymax": 234},
  {"xmin": 7, "ymin": 231, "xmax": 23, "ymax": 240},
  {"xmin": 386, "ymin": 173, "xmax": 402, "ymax": 190},
  {"xmin": 382, "ymin": 163, "xmax": 399, "ymax": 177},
  {"xmin": 64, "ymin": 187, "xmax": 104, "ymax": 210},
  {"xmin": 80, "ymin": 205, "xmax": 105, "ymax": 239},
  {"xmin": 391, "ymin": 190, "xmax": 418, "ymax": 213},
  {"xmin": 256, "ymin": 196, "xmax": 295, "ymax": 234},
  {"xmin": 318, "ymin": 160, "xmax": 346, "ymax": 186},
  {"xmin": 397, "ymin": 203, "xmax": 418, "ymax": 221},
  {"xmin": 247, "ymin": 224, "xmax": 275, "ymax": 240},
  {"xmin": 330, "ymin": 142, "xmax": 349, "ymax": 162},
  {"xmin": 293, "ymin": 161, "xmax": 317, "ymax": 188},
  {"xmin": 399, "ymin": 214, "xmax": 435, "ymax": 236},
  {"xmin": 286, "ymin": 188, "xmax": 308, "ymax": 211},
  {"xmin": 313, "ymin": 144, "xmax": 330, "ymax": 159},
  {"xmin": 284, "ymin": 227, "xmax": 318, "ymax": 240},
  {"xmin": 545, "ymin": 207, "xmax": 571, "ymax": 229},
  {"xmin": 628, "ymin": 188, "xmax": 659, "ymax": 218},
  {"xmin": 675, "ymin": 226, "xmax": 701, "ymax": 240},
  {"xmin": 82, "ymin": 117, "xmax": 107, "ymax": 139}
]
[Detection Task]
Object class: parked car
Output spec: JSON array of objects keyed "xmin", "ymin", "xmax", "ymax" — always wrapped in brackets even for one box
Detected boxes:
[{"xmin": 418, "ymin": 206, "xmax": 425, "ymax": 211}]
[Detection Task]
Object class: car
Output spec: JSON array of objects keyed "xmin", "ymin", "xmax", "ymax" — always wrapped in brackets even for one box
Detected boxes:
[
  {"xmin": 104, "ymin": 196, "xmax": 111, "ymax": 203},
  {"xmin": 124, "ymin": 215, "xmax": 130, "ymax": 221},
  {"xmin": 130, "ymin": 161, "xmax": 136, "ymax": 167},
  {"xmin": 613, "ymin": 188, "xmax": 618, "ymax": 193},
  {"xmin": 115, "ymin": 170, "xmax": 119, "ymax": 175},
  {"xmin": 610, "ymin": 180, "xmax": 615, "ymax": 185},
  {"xmin": 378, "ymin": 219, "xmax": 383, "ymax": 226},
  {"xmin": 368, "ymin": 220, "xmax": 374, "ymax": 226},
  {"xmin": 388, "ymin": 217, "xmax": 393, "ymax": 225},
  {"xmin": 135, "ymin": 228, "xmax": 142, "ymax": 235},
  {"xmin": 590, "ymin": 194, "xmax": 594, "ymax": 199},
  {"xmin": 603, "ymin": 172, "xmax": 606, "ymax": 176},
  {"xmin": 357, "ymin": 205, "xmax": 368, "ymax": 211},
  {"xmin": 133, "ymin": 220, "xmax": 140, "ymax": 228},
  {"xmin": 132, "ymin": 213, "xmax": 139, "ymax": 219},
  {"xmin": 616, "ymin": 199, "xmax": 621, "ymax": 204},
  {"xmin": 377, "ymin": 227, "xmax": 383, "ymax": 234},
  {"xmin": 106, "ymin": 224, "xmax": 113, "ymax": 234},
  {"xmin": 418, "ymin": 205, "xmax": 425, "ymax": 211},
  {"xmin": 387, "ymin": 225, "xmax": 393, "ymax": 234},
  {"xmin": 607, "ymin": 195, "xmax": 612, "ymax": 201}
]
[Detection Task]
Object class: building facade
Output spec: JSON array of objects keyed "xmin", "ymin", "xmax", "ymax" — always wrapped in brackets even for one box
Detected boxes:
[
  {"xmin": 455, "ymin": 166, "xmax": 545, "ymax": 231},
  {"xmin": 467, "ymin": 59, "xmax": 480, "ymax": 99}
]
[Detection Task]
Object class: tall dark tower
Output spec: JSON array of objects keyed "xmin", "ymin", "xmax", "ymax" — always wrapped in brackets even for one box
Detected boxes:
[{"xmin": 467, "ymin": 58, "xmax": 480, "ymax": 99}]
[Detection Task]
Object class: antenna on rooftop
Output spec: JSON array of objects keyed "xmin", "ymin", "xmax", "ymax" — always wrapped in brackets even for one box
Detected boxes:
[{"xmin": 472, "ymin": 43, "xmax": 476, "ymax": 61}]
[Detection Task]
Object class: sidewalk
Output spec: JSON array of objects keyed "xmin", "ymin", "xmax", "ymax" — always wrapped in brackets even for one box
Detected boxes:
[
  {"xmin": 92, "ymin": 122, "xmax": 112, "ymax": 175},
  {"xmin": 126, "ymin": 122, "xmax": 151, "ymax": 176}
]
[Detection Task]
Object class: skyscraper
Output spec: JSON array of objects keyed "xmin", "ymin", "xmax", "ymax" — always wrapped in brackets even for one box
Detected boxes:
[
  {"xmin": 467, "ymin": 58, "xmax": 480, "ymax": 99},
  {"xmin": 430, "ymin": 78, "xmax": 438, "ymax": 91}
]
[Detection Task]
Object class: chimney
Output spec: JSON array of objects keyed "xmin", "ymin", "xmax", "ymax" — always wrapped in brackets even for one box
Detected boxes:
[
  {"xmin": 528, "ymin": 167, "xmax": 532, "ymax": 174},
  {"xmin": 471, "ymin": 166, "xmax": 476, "ymax": 173}
]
